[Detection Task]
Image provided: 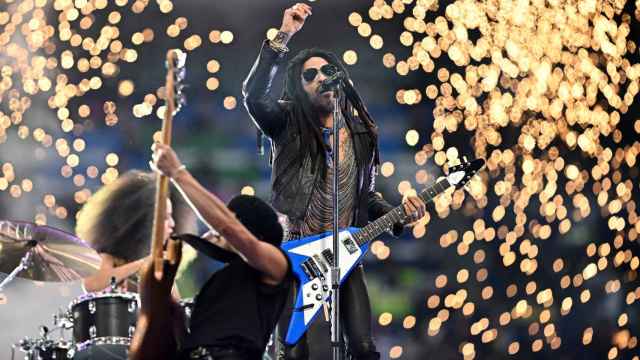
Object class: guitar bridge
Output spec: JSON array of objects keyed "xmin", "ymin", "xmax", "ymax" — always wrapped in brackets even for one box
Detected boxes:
[
  {"xmin": 307, "ymin": 259, "xmax": 323, "ymax": 279},
  {"xmin": 301, "ymin": 261, "xmax": 315, "ymax": 279}
]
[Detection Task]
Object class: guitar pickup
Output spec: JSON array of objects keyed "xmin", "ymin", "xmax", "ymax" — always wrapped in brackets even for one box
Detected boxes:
[
  {"xmin": 342, "ymin": 236, "xmax": 359, "ymax": 254},
  {"xmin": 312, "ymin": 254, "xmax": 329, "ymax": 273},
  {"xmin": 322, "ymin": 249, "xmax": 334, "ymax": 267}
]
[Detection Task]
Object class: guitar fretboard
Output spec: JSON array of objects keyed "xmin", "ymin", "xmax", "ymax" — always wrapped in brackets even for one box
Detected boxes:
[{"xmin": 353, "ymin": 178, "xmax": 451, "ymax": 246}]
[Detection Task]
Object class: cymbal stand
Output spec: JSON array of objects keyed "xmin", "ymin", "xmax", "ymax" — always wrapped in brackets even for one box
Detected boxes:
[{"xmin": 0, "ymin": 248, "xmax": 33, "ymax": 291}]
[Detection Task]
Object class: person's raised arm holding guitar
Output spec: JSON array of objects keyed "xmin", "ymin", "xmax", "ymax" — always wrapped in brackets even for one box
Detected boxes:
[
  {"xmin": 151, "ymin": 143, "xmax": 289, "ymax": 285},
  {"xmin": 142, "ymin": 143, "xmax": 294, "ymax": 359}
]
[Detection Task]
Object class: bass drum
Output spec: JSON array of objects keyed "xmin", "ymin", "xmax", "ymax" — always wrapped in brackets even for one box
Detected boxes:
[{"xmin": 68, "ymin": 291, "xmax": 139, "ymax": 359}]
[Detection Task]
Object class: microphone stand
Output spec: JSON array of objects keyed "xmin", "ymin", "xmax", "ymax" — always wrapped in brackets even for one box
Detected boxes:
[{"xmin": 330, "ymin": 84, "xmax": 343, "ymax": 360}]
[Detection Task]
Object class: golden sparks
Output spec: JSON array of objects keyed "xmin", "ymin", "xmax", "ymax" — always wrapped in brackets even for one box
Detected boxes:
[
  {"xmin": 206, "ymin": 77, "xmax": 220, "ymax": 91},
  {"xmin": 223, "ymin": 96, "xmax": 237, "ymax": 110},
  {"xmin": 240, "ymin": 186, "xmax": 255, "ymax": 196},
  {"xmin": 1, "ymin": 0, "xmax": 639, "ymax": 358},
  {"xmin": 343, "ymin": 50, "xmax": 358, "ymax": 65},
  {"xmin": 353, "ymin": 0, "xmax": 640, "ymax": 358},
  {"xmin": 0, "ymin": 0, "xmax": 229, "ymax": 226}
]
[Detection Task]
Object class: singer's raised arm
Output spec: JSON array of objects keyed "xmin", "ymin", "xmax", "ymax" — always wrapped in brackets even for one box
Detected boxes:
[
  {"xmin": 242, "ymin": 4, "xmax": 311, "ymax": 139},
  {"xmin": 241, "ymin": 41, "xmax": 288, "ymax": 139}
]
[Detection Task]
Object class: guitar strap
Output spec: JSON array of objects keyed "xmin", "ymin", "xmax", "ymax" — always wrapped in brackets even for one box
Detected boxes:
[{"xmin": 171, "ymin": 233, "xmax": 240, "ymax": 263}]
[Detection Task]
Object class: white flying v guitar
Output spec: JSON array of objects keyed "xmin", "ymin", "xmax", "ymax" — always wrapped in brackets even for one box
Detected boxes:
[{"xmin": 281, "ymin": 158, "xmax": 485, "ymax": 345}]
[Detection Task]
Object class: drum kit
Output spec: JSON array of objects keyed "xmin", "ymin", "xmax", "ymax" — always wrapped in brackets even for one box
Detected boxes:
[{"xmin": 0, "ymin": 220, "xmax": 193, "ymax": 360}]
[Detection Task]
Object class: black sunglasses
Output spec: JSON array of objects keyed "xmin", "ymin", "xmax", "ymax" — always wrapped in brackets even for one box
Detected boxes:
[{"xmin": 301, "ymin": 64, "xmax": 338, "ymax": 83}]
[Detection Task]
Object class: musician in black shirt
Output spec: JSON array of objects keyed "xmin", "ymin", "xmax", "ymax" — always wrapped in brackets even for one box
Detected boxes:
[{"xmin": 149, "ymin": 143, "xmax": 293, "ymax": 360}]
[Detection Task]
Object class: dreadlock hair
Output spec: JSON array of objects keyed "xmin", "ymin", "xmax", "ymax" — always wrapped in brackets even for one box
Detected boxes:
[
  {"xmin": 282, "ymin": 48, "xmax": 381, "ymax": 173},
  {"xmin": 75, "ymin": 170, "xmax": 194, "ymax": 263}
]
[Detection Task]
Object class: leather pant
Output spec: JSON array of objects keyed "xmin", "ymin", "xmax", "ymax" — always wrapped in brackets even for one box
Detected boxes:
[{"xmin": 276, "ymin": 265, "xmax": 380, "ymax": 360}]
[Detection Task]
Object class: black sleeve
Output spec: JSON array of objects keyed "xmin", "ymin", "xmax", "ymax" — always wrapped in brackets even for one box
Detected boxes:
[
  {"xmin": 367, "ymin": 167, "xmax": 404, "ymax": 237},
  {"xmin": 368, "ymin": 191, "xmax": 404, "ymax": 237},
  {"xmin": 242, "ymin": 40, "xmax": 288, "ymax": 139}
]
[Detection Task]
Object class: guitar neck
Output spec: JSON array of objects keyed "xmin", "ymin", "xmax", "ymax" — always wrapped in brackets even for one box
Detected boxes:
[
  {"xmin": 353, "ymin": 178, "xmax": 451, "ymax": 246},
  {"xmin": 150, "ymin": 51, "xmax": 178, "ymax": 278}
]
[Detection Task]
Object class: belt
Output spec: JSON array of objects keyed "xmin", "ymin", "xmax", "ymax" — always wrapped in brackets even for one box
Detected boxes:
[{"xmin": 184, "ymin": 345, "xmax": 253, "ymax": 360}]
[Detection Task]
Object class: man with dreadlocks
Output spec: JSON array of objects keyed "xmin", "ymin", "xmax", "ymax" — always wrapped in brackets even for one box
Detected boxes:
[{"xmin": 243, "ymin": 4, "xmax": 427, "ymax": 360}]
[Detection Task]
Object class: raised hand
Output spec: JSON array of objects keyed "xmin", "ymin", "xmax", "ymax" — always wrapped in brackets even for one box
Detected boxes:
[
  {"xmin": 151, "ymin": 143, "xmax": 185, "ymax": 179},
  {"xmin": 280, "ymin": 3, "xmax": 312, "ymax": 36}
]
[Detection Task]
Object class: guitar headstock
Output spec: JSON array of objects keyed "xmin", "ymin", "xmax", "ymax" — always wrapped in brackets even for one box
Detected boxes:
[
  {"xmin": 447, "ymin": 158, "xmax": 485, "ymax": 189},
  {"xmin": 165, "ymin": 49, "xmax": 187, "ymax": 115}
]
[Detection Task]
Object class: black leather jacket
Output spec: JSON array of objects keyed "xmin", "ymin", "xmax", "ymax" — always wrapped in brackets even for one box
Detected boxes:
[{"xmin": 242, "ymin": 41, "xmax": 402, "ymax": 235}]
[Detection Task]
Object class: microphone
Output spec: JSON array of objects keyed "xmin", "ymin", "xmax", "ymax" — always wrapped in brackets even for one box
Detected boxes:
[{"xmin": 317, "ymin": 71, "xmax": 345, "ymax": 94}]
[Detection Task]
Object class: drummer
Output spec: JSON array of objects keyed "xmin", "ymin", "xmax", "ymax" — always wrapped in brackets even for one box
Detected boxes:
[{"xmin": 76, "ymin": 170, "xmax": 192, "ymax": 293}]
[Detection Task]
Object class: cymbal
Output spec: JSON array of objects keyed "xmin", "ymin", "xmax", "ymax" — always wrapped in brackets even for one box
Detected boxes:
[{"xmin": 0, "ymin": 220, "xmax": 101, "ymax": 282}]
